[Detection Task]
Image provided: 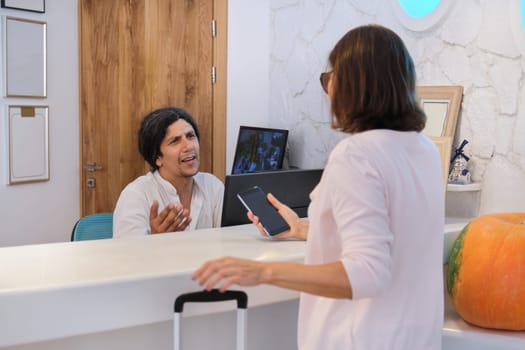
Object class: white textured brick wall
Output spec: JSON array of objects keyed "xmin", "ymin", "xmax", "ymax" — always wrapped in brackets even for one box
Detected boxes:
[{"xmin": 268, "ymin": 0, "xmax": 525, "ymax": 215}]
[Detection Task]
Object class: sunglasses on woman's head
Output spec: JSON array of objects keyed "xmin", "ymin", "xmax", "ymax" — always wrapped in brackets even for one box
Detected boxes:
[{"xmin": 319, "ymin": 71, "xmax": 332, "ymax": 94}]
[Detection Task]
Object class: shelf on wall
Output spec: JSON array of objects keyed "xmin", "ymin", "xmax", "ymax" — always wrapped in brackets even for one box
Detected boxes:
[{"xmin": 447, "ymin": 182, "xmax": 481, "ymax": 192}]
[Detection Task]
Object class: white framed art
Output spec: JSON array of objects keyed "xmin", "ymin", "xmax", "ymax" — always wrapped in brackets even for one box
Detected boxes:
[
  {"xmin": 7, "ymin": 105, "xmax": 49, "ymax": 184},
  {"xmin": 1, "ymin": 0, "xmax": 45, "ymax": 13},
  {"xmin": 3, "ymin": 16, "xmax": 47, "ymax": 97}
]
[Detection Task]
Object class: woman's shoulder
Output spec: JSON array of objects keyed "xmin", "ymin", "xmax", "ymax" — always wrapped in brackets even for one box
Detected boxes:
[
  {"xmin": 331, "ymin": 130, "xmax": 386, "ymax": 154},
  {"xmin": 336, "ymin": 130, "xmax": 423, "ymax": 150},
  {"xmin": 330, "ymin": 130, "xmax": 429, "ymax": 167}
]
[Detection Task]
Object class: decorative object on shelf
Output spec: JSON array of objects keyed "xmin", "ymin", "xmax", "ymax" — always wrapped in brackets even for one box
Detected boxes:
[
  {"xmin": 3, "ymin": 16, "xmax": 47, "ymax": 97},
  {"xmin": 448, "ymin": 139, "xmax": 471, "ymax": 185},
  {"xmin": 1, "ymin": 0, "xmax": 45, "ymax": 13},
  {"xmin": 447, "ymin": 213, "xmax": 525, "ymax": 331}
]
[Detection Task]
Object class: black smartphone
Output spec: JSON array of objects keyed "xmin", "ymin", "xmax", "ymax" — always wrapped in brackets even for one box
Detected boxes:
[{"xmin": 236, "ymin": 186, "xmax": 290, "ymax": 236}]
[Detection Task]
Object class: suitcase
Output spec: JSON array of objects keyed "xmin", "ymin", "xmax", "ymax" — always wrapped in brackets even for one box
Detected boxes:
[{"xmin": 173, "ymin": 289, "xmax": 248, "ymax": 350}]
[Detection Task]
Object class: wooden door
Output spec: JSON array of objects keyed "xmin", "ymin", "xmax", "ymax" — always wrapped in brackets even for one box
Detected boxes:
[{"xmin": 79, "ymin": 0, "xmax": 227, "ymax": 215}]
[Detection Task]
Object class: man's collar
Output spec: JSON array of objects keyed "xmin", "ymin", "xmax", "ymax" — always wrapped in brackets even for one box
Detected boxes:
[{"xmin": 152, "ymin": 170, "xmax": 202, "ymax": 194}]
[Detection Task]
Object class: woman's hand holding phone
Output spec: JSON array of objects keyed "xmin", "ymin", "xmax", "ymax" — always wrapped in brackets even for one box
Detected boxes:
[{"xmin": 247, "ymin": 192, "xmax": 308, "ymax": 241}]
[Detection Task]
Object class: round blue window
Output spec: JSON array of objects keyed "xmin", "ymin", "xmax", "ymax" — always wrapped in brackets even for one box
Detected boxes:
[
  {"xmin": 522, "ymin": 0, "xmax": 525, "ymax": 31},
  {"xmin": 399, "ymin": 0, "xmax": 441, "ymax": 18}
]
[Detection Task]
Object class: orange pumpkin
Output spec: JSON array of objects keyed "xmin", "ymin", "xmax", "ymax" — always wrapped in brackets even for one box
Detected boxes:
[{"xmin": 447, "ymin": 213, "xmax": 525, "ymax": 330}]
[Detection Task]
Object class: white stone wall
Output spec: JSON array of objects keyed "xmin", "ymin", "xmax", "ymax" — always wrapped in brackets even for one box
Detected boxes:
[{"xmin": 268, "ymin": 0, "xmax": 525, "ymax": 215}]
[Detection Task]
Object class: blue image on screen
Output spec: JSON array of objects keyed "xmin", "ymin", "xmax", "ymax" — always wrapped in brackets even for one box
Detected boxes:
[{"xmin": 231, "ymin": 126, "xmax": 288, "ymax": 175}]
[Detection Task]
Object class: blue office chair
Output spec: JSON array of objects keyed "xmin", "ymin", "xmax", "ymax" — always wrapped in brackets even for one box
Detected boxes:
[{"xmin": 71, "ymin": 213, "xmax": 114, "ymax": 241}]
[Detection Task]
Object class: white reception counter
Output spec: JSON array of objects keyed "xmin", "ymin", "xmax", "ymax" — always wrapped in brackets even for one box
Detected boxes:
[
  {"xmin": 1, "ymin": 219, "xmax": 524, "ymax": 349},
  {"xmin": 0, "ymin": 224, "xmax": 305, "ymax": 348}
]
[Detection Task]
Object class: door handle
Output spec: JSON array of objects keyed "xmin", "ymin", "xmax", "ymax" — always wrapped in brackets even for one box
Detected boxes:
[{"xmin": 84, "ymin": 162, "xmax": 103, "ymax": 172}]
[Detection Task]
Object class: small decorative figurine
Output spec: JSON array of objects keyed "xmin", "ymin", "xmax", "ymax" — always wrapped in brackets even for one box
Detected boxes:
[{"xmin": 448, "ymin": 139, "xmax": 472, "ymax": 185}]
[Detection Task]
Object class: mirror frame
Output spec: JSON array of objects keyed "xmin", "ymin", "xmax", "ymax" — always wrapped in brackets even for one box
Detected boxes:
[
  {"xmin": 417, "ymin": 85, "xmax": 463, "ymax": 138},
  {"xmin": 4, "ymin": 16, "xmax": 47, "ymax": 98},
  {"xmin": 430, "ymin": 136, "xmax": 453, "ymax": 192}
]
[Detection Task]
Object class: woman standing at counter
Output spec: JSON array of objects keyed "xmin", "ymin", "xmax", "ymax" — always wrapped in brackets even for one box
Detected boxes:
[{"xmin": 194, "ymin": 24, "xmax": 444, "ymax": 350}]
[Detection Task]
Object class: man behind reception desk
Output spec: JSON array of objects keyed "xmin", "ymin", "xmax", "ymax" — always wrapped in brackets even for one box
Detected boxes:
[
  {"xmin": 113, "ymin": 107, "xmax": 224, "ymax": 237},
  {"xmin": 194, "ymin": 25, "xmax": 444, "ymax": 350}
]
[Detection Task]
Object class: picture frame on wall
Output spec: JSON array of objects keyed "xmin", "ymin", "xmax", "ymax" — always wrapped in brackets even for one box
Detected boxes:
[
  {"xmin": 417, "ymin": 85, "xmax": 463, "ymax": 139},
  {"xmin": 430, "ymin": 136, "xmax": 453, "ymax": 193},
  {"xmin": 7, "ymin": 105, "xmax": 49, "ymax": 184},
  {"xmin": 1, "ymin": 0, "xmax": 45, "ymax": 13},
  {"xmin": 3, "ymin": 16, "xmax": 47, "ymax": 98}
]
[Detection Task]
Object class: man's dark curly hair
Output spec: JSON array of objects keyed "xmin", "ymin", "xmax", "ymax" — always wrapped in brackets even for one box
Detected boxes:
[{"xmin": 138, "ymin": 107, "xmax": 200, "ymax": 171}]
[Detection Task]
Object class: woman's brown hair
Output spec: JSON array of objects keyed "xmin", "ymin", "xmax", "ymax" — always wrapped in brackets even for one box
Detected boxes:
[{"xmin": 328, "ymin": 24, "xmax": 426, "ymax": 133}]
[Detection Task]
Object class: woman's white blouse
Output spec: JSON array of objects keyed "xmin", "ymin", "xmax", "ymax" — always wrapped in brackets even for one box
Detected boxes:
[{"xmin": 298, "ymin": 130, "xmax": 444, "ymax": 350}]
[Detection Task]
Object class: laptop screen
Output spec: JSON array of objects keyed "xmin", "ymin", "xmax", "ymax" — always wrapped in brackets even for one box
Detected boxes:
[
  {"xmin": 231, "ymin": 126, "xmax": 288, "ymax": 175},
  {"xmin": 221, "ymin": 168, "xmax": 323, "ymax": 227}
]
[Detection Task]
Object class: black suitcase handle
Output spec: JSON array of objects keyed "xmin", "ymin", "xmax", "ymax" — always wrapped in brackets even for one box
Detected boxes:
[{"xmin": 174, "ymin": 289, "xmax": 248, "ymax": 313}]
